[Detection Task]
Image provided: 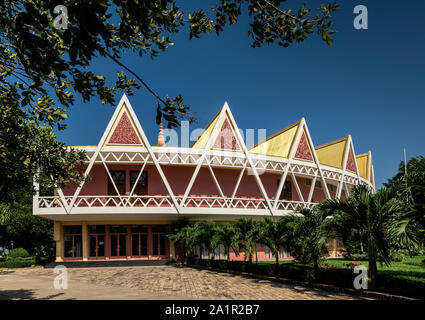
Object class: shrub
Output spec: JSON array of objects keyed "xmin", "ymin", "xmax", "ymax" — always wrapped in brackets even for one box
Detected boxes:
[
  {"xmin": 7, "ymin": 248, "xmax": 30, "ymax": 258},
  {"xmin": 0, "ymin": 257, "xmax": 36, "ymax": 268}
]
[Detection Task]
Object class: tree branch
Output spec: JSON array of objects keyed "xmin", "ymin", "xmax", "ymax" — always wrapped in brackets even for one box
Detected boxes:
[{"xmin": 259, "ymin": 0, "xmax": 320, "ymax": 23}]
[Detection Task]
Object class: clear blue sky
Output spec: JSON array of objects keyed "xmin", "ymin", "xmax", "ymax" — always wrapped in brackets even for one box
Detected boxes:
[{"xmin": 57, "ymin": 0, "xmax": 425, "ymax": 189}]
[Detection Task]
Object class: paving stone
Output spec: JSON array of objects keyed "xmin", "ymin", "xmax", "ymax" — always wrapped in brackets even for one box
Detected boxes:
[{"xmin": 1, "ymin": 266, "xmax": 370, "ymax": 300}]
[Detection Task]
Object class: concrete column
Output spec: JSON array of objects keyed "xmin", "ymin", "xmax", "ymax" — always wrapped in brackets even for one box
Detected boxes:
[
  {"xmin": 126, "ymin": 225, "xmax": 132, "ymax": 259},
  {"xmin": 169, "ymin": 239, "xmax": 175, "ymax": 259},
  {"xmin": 82, "ymin": 222, "xmax": 88, "ymax": 261},
  {"xmin": 53, "ymin": 221, "xmax": 63, "ymax": 262},
  {"xmin": 105, "ymin": 225, "xmax": 110, "ymax": 260}
]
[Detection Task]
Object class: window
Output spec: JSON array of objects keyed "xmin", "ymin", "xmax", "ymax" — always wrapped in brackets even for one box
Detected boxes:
[
  {"xmin": 265, "ymin": 245, "xmax": 287, "ymax": 259},
  {"xmin": 63, "ymin": 226, "xmax": 82, "ymax": 258},
  {"xmin": 327, "ymin": 184, "xmax": 337, "ymax": 193},
  {"xmin": 306, "ymin": 178, "xmax": 322, "ymax": 189},
  {"xmin": 277, "ymin": 180, "xmax": 292, "ymax": 200},
  {"xmin": 89, "ymin": 225, "xmax": 105, "ymax": 257},
  {"xmin": 193, "ymin": 245, "xmax": 201, "ymax": 258},
  {"xmin": 221, "ymin": 245, "xmax": 228, "ymax": 260},
  {"xmin": 201, "ymin": 246, "xmax": 209, "ymax": 259},
  {"xmin": 130, "ymin": 171, "xmax": 148, "ymax": 196},
  {"xmin": 108, "ymin": 171, "xmax": 126, "ymax": 195},
  {"xmin": 214, "ymin": 246, "xmax": 220, "ymax": 260},
  {"xmin": 131, "ymin": 225, "xmax": 148, "ymax": 256},
  {"xmin": 279, "ymin": 246, "xmax": 289, "ymax": 258},
  {"xmin": 306, "ymin": 179, "xmax": 338, "ymax": 193},
  {"xmin": 152, "ymin": 225, "xmax": 167, "ymax": 256},
  {"xmin": 265, "ymin": 245, "xmax": 272, "ymax": 259},
  {"xmin": 110, "ymin": 225, "xmax": 127, "ymax": 257}
]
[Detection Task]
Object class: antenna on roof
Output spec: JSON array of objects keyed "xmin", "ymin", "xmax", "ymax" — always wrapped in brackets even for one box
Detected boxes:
[{"xmin": 403, "ymin": 148, "xmax": 407, "ymax": 176}]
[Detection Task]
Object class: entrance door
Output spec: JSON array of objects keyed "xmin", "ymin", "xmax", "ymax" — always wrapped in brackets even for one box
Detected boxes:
[
  {"xmin": 110, "ymin": 225, "xmax": 127, "ymax": 257},
  {"xmin": 131, "ymin": 225, "xmax": 149, "ymax": 257}
]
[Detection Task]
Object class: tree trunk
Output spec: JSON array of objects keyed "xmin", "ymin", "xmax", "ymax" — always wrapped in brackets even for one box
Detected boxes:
[
  {"xmin": 255, "ymin": 243, "xmax": 258, "ymax": 264},
  {"xmin": 359, "ymin": 233, "xmax": 364, "ymax": 252},
  {"xmin": 313, "ymin": 256, "xmax": 319, "ymax": 274},
  {"xmin": 367, "ymin": 237, "xmax": 377, "ymax": 290},
  {"xmin": 275, "ymin": 249, "xmax": 279, "ymax": 267}
]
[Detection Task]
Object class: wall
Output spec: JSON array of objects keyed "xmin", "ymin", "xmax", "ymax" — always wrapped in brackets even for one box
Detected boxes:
[{"xmin": 61, "ymin": 163, "xmax": 336, "ymax": 202}]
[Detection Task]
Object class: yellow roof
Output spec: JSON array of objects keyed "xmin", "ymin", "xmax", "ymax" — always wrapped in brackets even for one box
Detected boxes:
[
  {"xmin": 315, "ymin": 136, "xmax": 348, "ymax": 169},
  {"xmin": 356, "ymin": 152, "xmax": 371, "ymax": 180},
  {"xmin": 249, "ymin": 120, "xmax": 300, "ymax": 158},
  {"xmin": 191, "ymin": 109, "xmax": 242, "ymax": 152},
  {"xmin": 191, "ymin": 111, "xmax": 220, "ymax": 149}
]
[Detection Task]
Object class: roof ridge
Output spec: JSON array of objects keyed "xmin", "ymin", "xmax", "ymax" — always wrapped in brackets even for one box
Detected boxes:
[
  {"xmin": 315, "ymin": 135, "xmax": 349, "ymax": 150},
  {"xmin": 249, "ymin": 118, "xmax": 302, "ymax": 150}
]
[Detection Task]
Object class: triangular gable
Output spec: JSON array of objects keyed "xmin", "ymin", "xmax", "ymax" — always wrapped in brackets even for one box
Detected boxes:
[
  {"xmin": 315, "ymin": 137, "xmax": 348, "ymax": 169},
  {"xmin": 104, "ymin": 104, "xmax": 143, "ymax": 146},
  {"xmin": 212, "ymin": 117, "xmax": 241, "ymax": 151},
  {"xmin": 67, "ymin": 94, "xmax": 181, "ymax": 214},
  {"xmin": 192, "ymin": 110, "xmax": 242, "ymax": 152},
  {"xmin": 249, "ymin": 120, "xmax": 300, "ymax": 159},
  {"xmin": 294, "ymin": 130, "xmax": 314, "ymax": 162},
  {"xmin": 345, "ymin": 147, "xmax": 356, "ymax": 173}
]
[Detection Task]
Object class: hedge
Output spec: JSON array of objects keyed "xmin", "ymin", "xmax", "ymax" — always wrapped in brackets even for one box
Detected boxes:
[
  {"xmin": 0, "ymin": 257, "xmax": 36, "ymax": 268},
  {"xmin": 7, "ymin": 248, "xmax": 30, "ymax": 258},
  {"xmin": 187, "ymin": 258, "xmax": 425, "ymax": 299}
]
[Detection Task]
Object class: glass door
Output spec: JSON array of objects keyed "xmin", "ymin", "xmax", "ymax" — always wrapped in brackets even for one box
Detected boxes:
[
  {"xmin": 110, "ymin": 225, "xmax": 127, "ymax": 257},
  {"xmin": 131, "ymin": 225, "xmax": 148, "ymax": 257}
]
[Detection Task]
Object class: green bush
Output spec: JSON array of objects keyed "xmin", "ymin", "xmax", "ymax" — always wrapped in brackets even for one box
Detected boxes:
[
  {"xmin": 7, "ymin": 248, "xmax": 30, "ymax": 258},
  {"xmin": 0, "ymin": 256, "xmax": 36, "ymax": 268}
]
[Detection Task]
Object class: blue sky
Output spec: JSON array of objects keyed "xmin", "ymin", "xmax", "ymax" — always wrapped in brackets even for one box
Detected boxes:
[{"xmin": 57, "ymin": 0, "xmax": 425, "ymax": 189}]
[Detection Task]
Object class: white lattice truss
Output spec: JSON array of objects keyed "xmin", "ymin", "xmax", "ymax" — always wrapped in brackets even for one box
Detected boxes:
[{"xmin": 33, "ymin": 94, "xmax": 374, "ymax": 218}]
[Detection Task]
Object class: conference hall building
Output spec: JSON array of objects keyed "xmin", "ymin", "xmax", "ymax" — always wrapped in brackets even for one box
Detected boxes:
[{"xmin": 33, "ymin": 94, "xmax": 375, "ymax": 263}]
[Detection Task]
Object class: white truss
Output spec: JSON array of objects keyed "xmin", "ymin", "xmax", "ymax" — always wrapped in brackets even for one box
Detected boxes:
[{"xmin": 33, "ymin": 95, "xmax": 375, "ymax": 218}]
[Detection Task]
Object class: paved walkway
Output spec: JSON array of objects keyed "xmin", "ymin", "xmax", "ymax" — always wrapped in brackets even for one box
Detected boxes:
[{"xmin": 0, "ymin": 266, "xmax": 369, "ymax": 300}]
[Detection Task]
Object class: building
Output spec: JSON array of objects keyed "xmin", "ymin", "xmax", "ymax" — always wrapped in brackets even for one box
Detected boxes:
[{"xmin": 33, "ymin": 94, "xmax": 375, "ymax": 262}]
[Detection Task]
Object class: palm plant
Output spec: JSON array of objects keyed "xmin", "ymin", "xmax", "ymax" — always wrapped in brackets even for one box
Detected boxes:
[
  {"xmin": 215, "ymin": 223, "xmax": 243, "ymax": 260},
  {"xmin": 195, "ymin": 221, "xmax": 220, "ymax": 259},
  {"xmin": 167, "ymin": 223, "xmax": 198, "ymax": 263},
  {"xmin": 320, "ymin": 185, "xmax": 406, "ymax": 289},
  {"xmin": 258, "ymin": 217, "xmax": 286, "ymax": 267},
  {"xmin": 290, "ymin": 208, "xmax": 330, "ymax": 274},
  {"xmin": 384, "ymin": 156, "xmax": 425, "ymax": 249},
  {"xmin": 234, "ymin": 217, "xmax": 257, "ymax": 263}
]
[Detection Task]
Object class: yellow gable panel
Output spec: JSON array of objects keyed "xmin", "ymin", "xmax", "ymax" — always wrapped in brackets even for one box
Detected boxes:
[
  {"xmin": 315, "ymin": 139, "xmax": 347, "ymax": 169},
  {"xmin": 191, "ymin": 113, "xmax": 219, "ymax": 149},
  {"xmin": 356, "ymin": 153, "xmax": 369, "ymax": 180},
  {"xmin": 249, "ymin": 124, "xmax": 298, "ymax": 158}
]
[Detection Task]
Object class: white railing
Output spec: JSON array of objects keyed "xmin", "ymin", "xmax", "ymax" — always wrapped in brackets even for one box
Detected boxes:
[{"xmin": 37, "ymin": 195, "xmax": 315, "ymax": 212}]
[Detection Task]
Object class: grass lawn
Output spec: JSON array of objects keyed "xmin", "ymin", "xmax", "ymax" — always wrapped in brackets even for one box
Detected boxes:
[
  {"xmin": 324, "ymin": 255, "xmax": 425, "ymax": 284},
  {"xmin": 258, "ymin": 256, "xmax": 425, "ymax": 284}
]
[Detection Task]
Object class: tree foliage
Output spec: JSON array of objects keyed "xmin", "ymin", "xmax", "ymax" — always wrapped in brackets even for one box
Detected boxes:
[
  {"xmin": 0, "ymin": 195, "xmax": 54, "ymax": 256},
  {"xmin": 384, "ymin": 156, "xmax": 425, "ymax": 246},
  {"xmin": 0, "ymin": 0, "xmax": 339, "ymax": 201},
  {"xmin": 320, "ymin": 185, "xmax": 408, "ymax": 289},
  {"xmin": 289, "ymin": 208, "xmax": 329, "ymax": 272}
]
